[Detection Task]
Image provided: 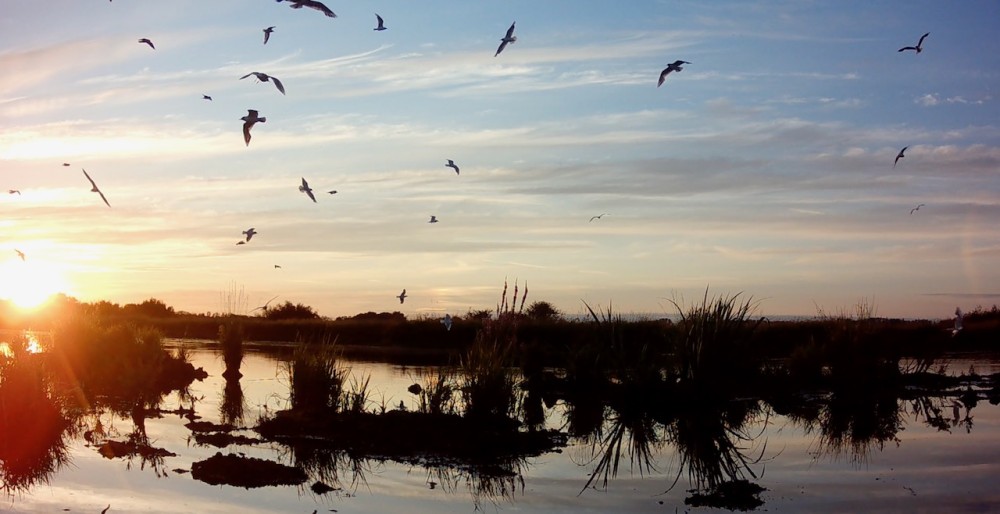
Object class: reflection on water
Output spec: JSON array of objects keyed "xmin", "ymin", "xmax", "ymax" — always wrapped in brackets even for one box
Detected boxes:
[{"xmin": 2, "ymin": 338, "xmax": 1000, "ymax": 512}]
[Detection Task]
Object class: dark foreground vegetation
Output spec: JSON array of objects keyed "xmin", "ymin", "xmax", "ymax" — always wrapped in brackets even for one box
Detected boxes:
[{"xmin": 2, "ymin": 287, "xmax": 1000, "ymax": 509}]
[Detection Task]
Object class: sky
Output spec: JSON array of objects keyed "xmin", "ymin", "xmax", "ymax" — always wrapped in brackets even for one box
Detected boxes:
[{"xmin": 1, "ymin": 0, "xmax": 998, "ymax": 320}]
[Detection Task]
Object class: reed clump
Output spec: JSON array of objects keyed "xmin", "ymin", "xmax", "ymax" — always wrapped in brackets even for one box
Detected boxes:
[
  {"xmin": 218, "ymin": 321, "xmax": 244, "ymax": 379},
  {"xmin": 670, "ymin": 290, "xmax": 765, "ymax": 392},
  {"xmin": 288, "ymin": 341, "xmax": 345, "ymax": 412}
]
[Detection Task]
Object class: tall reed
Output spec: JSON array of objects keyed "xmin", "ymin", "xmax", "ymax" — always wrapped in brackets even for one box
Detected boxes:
[{"xmin": 288, "ymin": 341, "xmax": 345, "ymax": 412}]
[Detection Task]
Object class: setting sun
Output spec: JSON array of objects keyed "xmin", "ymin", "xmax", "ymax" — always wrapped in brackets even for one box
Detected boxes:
[{"xmin": 0, "ymin": 257, "xmax": 71, "ymax": 310}]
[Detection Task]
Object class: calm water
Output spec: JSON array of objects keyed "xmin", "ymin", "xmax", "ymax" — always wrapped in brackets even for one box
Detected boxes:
[{"xmin": 7, "ymin": 341, "xmax": 1000, "ymax": 513}]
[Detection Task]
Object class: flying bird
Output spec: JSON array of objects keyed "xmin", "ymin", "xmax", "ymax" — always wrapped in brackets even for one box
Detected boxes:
[
  {"xmin": 236, "ymin": 241, "xmax": 246, "ymax": 245},
  {"xmin": 952, "ymin": 307, "xmax": 963, "ymax": 336},
  {"xmin": 893, "ymin": 146, "xmax": 908, "ymax": 168},
  {"xmin": 374, "ymin": 13, "xmax": 386, "ymax": 31},
  {"xmin": 8, "ymin": 189, "xmax": 20, "ymax": 195},
  {"xmin": 590, "ymin": 213, "xmax": 608, "ymax": 222},
  {"xmin": 138, "ymin": 38, "xmax": 155, "ymax": 49},
  {"xmin": 445, "ymin": 159, "xmax": 460, "ymax": 175},
  {"xmin": 898, "ymin": 32, "xmax": 929, "ymax": 53},
  {"xmin": 910, "ymin": 203, "xmax": 925, "ymax": 215},
  {"xmin": 14, "ymin": 249, "xmax": 25, "ymax": 261},
  {"xmin": 253, "ymin": 295, "xmax": 279, "ymax": 312},
  {"xmin": 202, "ymin": 94, "xmax": 212, "ymax": 101},
  {"xmin": 82, "ymin": 169, "xmax": 111, "ymax": 208},
  {"xmin": 240, "ymin": 72, "xmax": 285, "ymax": 95},
  {"xmin": 241, "ymin": 109, "xmax": 266, "ymax": 146},
  {"xmin": 441, "ymin": 314, "xmax": 452, "ymax": 331},
  {"xmin": 62, "ymin": 162, "xmax": 70, "ymax": 167},
  {"xmin": 428, "ymin": 215, "xmax": 438, "ymax": 223},
  {"xmin": 658, "ymin": 60, "xmax": 691, "ymax": 87},
  {"xmin": 263, "ymin": 26, "xmax": 275, "ymax": 44},
  {"xmin": 299, "ymin": 177, "xmax": 317, "ymax": 202},
  {"xmin": 274, "ymin": 264, "xmax": 282, "ymax": 269},
  {"xmin": 397, "ymin": 289, "xmax": 407, "ymax": 304},
  {"xmin": 495, "ymin": 22, "xmax": 516, "ymax": 57},
  {"xmin": 327, "ymin": 190, "xmax": 337, "ymax": 195},
  {"xmin": 276, "ymin": 0, "xmax": 336, "ymax": 18},
  {"xmin": 242, "ymin": 227, "xmax": 257, "ymax": 242}
]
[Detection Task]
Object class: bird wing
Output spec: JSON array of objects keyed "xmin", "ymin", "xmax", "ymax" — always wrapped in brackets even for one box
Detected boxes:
[
  {"xmin": 504, "ymin": 22, "xmax": 516, "ymax": 39},
  {"xmin": 376, "ymin": 14, "xmax": 384, "ymax": 27},
  {"xmin": 271, "ymin": 76, "xmax": 286, "ymax": 95},
  {"xmin": 243, "ymin": 121, "xmax": 252, "ymax": 146},
  {"xmin": 82, "ymin": 169, "xmax": 98, "ymax": 189},
  {"xmin": 658, "ymin": 68, "xmax": 669, "ymax": 87},
  {"xmin": 97, "ymin": 190, "xmax": 111, "ymax": 208},
  {"xmin": 240, "ymin": 73, "xmax": 255, "ymax": 80},
  {"xmin": 307, "ymin": 190, "xmax": 316, "ymax": 202},
  {"xmin": 308, "ymin": 0, "xmax": 336, "ymax": 17},
  {"xmin": 495, "ymin": 40, "xmax": 508, "ymax": 57},
  {"xmin": 898, "ymin": 46, "xmax": 915, "ymax": 52},
  {"xmin": 263, "ymin": 31, "xmax": 270, "ymax": 44},
  {"xmin": 917, "ymin": 32, "xmax": 929, "ymax": 47}
]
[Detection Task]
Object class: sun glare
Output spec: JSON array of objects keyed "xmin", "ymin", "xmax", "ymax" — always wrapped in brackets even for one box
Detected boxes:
[{"xmin": 0, "ymin": 257, "xmax": 71, "ymax": 310}]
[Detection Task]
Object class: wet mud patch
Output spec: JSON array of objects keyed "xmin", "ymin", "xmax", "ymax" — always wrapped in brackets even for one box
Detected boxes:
[{"xmin": 191, "ymin": 452, "xmax": 307, "ymax": 488}]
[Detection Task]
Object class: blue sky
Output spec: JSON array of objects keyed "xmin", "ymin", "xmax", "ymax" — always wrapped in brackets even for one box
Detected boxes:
[{"xmin": 1, "ymin": 0, "xmax": 998, "ymax": 319}]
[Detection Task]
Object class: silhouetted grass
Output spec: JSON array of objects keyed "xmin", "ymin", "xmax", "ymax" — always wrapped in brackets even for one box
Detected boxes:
[{"xmin": 288, "ymin": 340, "xmax": 345, "ymax": 412}]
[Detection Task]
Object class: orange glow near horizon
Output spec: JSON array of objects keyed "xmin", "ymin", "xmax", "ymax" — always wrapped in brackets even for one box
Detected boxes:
[{"xmin": 0, "ymin": 256, "xmax": 74, "ymax": 311}]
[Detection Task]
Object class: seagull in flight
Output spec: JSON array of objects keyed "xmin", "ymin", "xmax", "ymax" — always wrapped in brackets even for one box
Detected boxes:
[
  {"xmin": 202, "ymin": 94, "xmax": 212, "ymax": 101},
  {"xmin": 263, "ymin": 26, "xmax": 275, "ymax": 44},
  {"xmin": 428, "ymin": 215, "xmax": 438, "ymax": 223},
  {"xmin": 495, "ymin": 22, "xmax": 516, "ymax": 56},
  {"xmin": 82, "ymin": 169, "xmax": 111, "ymax": 207},
  {"xmin": 658, "ymin": 60, "xmax": 690, "ymax": 87},
  {"xmin": 138, "ymin": 38, "xmax": 155, "ymax": 49},
  {"xmin": 274, "ymin": 264, "xmax": 282, "ymax": 269},
  {"xmin": 8, "ymin": 189, "xmax": 20, "ymax": 195},
  {"xmin": 952, "ymin": 307, "xmax": 963, "ymax": 336},
  {"xmin": 242, "ymin": 227, "xmax": 257, "ymax": 242},
  {"xmin": 276, "ymin": 0, "xmax": 337, "ymax": 18},
  {"xmin": 894, "ymin": 146, "xmax": 908, "ymax": 168},
  {"xmin": 589, "ymin": 213, "xmax": 608, "ymax": 222},
  {"xmin": 14, "ymin": 249, "xmax": 25, "ymax": 261},
  {"xmin": 898, "ymin": 32, "xmax": 929, "ymax": 53},
  {"xmin": 299, "ymin": 177, "xmax": 317, "ymax": 202},
  {"xmin": 441, "ymin": 314, "xmax": 452, "ymax": 331},
  {"xmin": 374, "ymin": 14, "xmax": 387, "ymax": 31},
  {"xmin": 62, "ymin": 163, "xmax": 71, "ymax": 167},
  {"xmin": 240, "ymin": 72, "xmax": 285, "ymax": 95},
  {"xmin": 327, "ymin": 190, "xmax": 337, "ymax": 195},
  {"xmin": 253, "ymin": 295, "xmax": 279, "ymax": 312},
  {"xmin": 910, "ymin": 203, "xmax": 925, "ymax": 215},
  {"xmin": 241, "ymin": 109, "xmax": 266, "ymax": 146},
  {"xmin": 397, "ymin": 289, "xmax": 407, "ymax": 304},
  {"xmin": 445, "ymin": 160, "xmax": 460, "ymax": 175}
]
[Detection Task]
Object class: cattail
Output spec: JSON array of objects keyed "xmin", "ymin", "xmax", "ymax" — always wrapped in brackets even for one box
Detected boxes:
[{"xmin": 519, "ymin": 282, "xmax": 528, "ymax": 313}]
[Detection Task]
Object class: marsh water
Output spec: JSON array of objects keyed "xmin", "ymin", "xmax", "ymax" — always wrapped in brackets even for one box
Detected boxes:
[{"xmin": 6, "ymin": 339, "xmax": 1000, "ymax": 513}]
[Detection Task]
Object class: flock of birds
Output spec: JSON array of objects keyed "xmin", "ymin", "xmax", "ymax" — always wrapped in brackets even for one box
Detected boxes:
[{"xmin": 6, "ymin": 4, "xmax": 965, "ymax": 331}]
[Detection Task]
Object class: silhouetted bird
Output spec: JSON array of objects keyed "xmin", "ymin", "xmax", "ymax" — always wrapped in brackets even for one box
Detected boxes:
[
  {"xmin": 274, "ymin": 264, "xmax": 282, "ymax": 269},
  {"xmin": 8, "ymin": 189, "xmax": 20, "ymax": 195},
  {"xmin": 658, "ymin": 60, "xmax": 690, "ymax": 87},
  {"xmin": 428, "ymin": 215, "xmax": 438, "ymax": 223},
  {"xmin": 62, "ymin": 163, "xmax": 70, "ymax": 166},
  {"xmin": 242, "ymin": 227, "xmax": 257, "ymax": 242},
  {"xmin": 138, "ymin": 38, "xmax": 155, "ymax": 49},
  {"xmin": 898, "ymin": 32, "xmax": 929, "ymax": 53},
  {"xmin": 299, "ymin": 177, "xmax": 317, "ymax": 202},
  {"xmin": 397, "ymin": 289, "xmax": 407, "ymax": 304},
  {"xmin": 327, "ymin": 190, "xmax": 337, "ymax": 195},
  {"xmin": 894, "ymin": 146, "xmax": 908, "ymax": 168},
  {"xmin": 495, "ymin": 22, "xmax": 516, "ymax": 56},
  {"xmin": 374, "ymin": 14, "xmax": 387, "ymax": 31},
  {"xmin": 14, "ymin": 249, "xmax": 25, "ymax": 261},
  {"xmin": 82, "ymin": 169, "xmax": 111, "ymax": 207},
  {"xmin": 910, "ymin": 203, "xmax": 925, "ymax": 215},
  {"xmin": 263, "ymin": 26, "xmax": 275, "ymax": 44},
  {"xmin": 445, "ymin": 159, "xmax": 460, "ymax": 175},
  {"xmin": 276, "ymin": 0, "xmax": 336, "ymax": 18},
  {"xmin": 240, "ymin": 72, "xmax": 285, "ymax": 95},
  {"xmin": 241, "ymin": 109, "xmax": 266, "ymax": 146},
  {"xmin": 590, "ymin": 213, "xmax": 608, "ymax": 222},
  {"xmin": 202, "ymin": 94, "xmax": 212, "ymax": 101}
]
